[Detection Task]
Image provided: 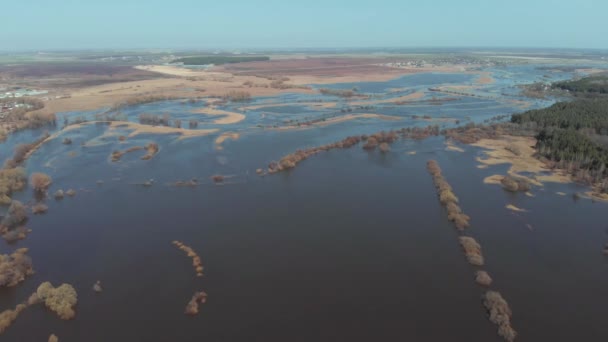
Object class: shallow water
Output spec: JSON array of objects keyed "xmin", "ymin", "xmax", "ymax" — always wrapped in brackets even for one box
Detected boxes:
[{"xmin": 1, "ymin": 67, "xmax": 608, "ymax": 341}]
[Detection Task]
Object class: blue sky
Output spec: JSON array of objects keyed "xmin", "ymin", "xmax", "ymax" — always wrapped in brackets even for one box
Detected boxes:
[{"xmin": 2, "ymin": 0, "xmax": 607, "ymax": 50}]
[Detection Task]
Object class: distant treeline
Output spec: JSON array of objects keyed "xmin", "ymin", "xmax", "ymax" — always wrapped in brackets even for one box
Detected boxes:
[
  {"xmin": 171, "ymin": 56, "xmax": 270, "ymax": 65},
  {"xmin": 552, "ymin": 75, "xmax": 608, "ymax": 95}
]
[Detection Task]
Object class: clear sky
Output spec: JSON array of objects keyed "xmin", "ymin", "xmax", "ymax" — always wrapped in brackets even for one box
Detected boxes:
[{"xmin": 2, "ymin": 0, "xmax": 607, "ymax": 50}]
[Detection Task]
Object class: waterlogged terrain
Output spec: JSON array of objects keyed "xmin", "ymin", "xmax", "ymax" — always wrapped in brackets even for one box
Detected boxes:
[{"xmin": 2, "ymin": 65, "xmax": 608, "ymax": 341}]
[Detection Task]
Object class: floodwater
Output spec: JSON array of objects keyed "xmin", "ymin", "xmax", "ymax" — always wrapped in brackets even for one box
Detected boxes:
[{"xmin": 1, "ymin": 66, "xmax": 608, "ymax": 341}]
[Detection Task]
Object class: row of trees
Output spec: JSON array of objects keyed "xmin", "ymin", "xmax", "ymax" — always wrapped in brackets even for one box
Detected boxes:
[{"xmin": 552, "ymin": 75, "xmax": 608, "ymax": 94}]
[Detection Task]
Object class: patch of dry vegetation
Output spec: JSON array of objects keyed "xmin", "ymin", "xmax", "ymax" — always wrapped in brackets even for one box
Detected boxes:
[
  {"xmin": 0, "ymin": 168, "xmax": 26, "ymax": 205},
  {"xmin": 500, "ymin": 175, "xmax": 531, "ymax": 192},
  {"xmin": 35, "ymin": 282, "xmax": 78, "ymax": 320},
  {"xmin": 141, "ymin": 143, "xmax": 159, "ymax": 160},
  {"xmin": 266, "ymin": 126, "xmax": 441, "ymax": 174},
  {"xmin": 30, "ymin": 173, "xmax": 52, "ymax": 193},
  {"xmin": 0, "ymin": 300, "xmax": 28, "ymax": 334},
  {"xmin": 4, "ymin": 132, "xmax": 50, "ymax": 168},
  {"xmin": 268, "ymin": 135, "xmax": 362, "ymax": 173},
  {"xmin": 184, "ymin": 291, "xmax": 208, "ymax": 315},
  {"xmin": 483, "ymin": 291, "xmax": 517, "ymax": 342},
  {"xmin": 222, "ymin": 90, "xmax": 251, "ymax": 102},
  {"xmin": 475, "ymin": 270, "xmax": 493, "ymax": 286},
  {"xmin": 0, "ymin": 200, "xmax": 29, "ymax": 241},
  {"xmin": 459, "ymin": 236, "xmax": 484, "ymax": 266},
  {"xmin": 172, "ymin": 241, "xmax": 204, "ymax": 277},
  {"xmin": 32, "ymin": 203, "xmax": 48, "ymax": 214},
  {"xmin": 109, "ymin": 95, "xmax": 179, "ymax": 112},
  {"xmin": 427, "ymin": 161, "xmax": 470, "ymax": 230},
  {"xmin": 0, "ymin": 248, "xmax": 34, "ymax": 287}
]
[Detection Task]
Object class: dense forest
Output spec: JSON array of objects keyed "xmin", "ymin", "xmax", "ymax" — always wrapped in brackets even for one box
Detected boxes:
[
  {"xmin": 511, "ymin": 98, "xmax": 608, "ymax": 187},
  {"xmin": 511, "ymin": 98, "xmax": 608, "ymax": 134},
  {"xmin": 171, "ymin": 56, "xmax": 270, "ymax": 65},
  {"xmin": 552, "ymin": 75, "xmax": 608, "ymax": 95}
]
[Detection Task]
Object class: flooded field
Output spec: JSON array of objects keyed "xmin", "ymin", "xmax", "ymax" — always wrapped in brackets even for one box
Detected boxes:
[{"xmin": 2, "ymin": 65, "xmax": 608, "ymax": 341}]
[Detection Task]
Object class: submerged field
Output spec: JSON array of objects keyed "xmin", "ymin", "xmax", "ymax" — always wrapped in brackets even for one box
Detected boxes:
[{"xmin": 1, "ymin": 60, "xmax": 608, "ymax": 341}]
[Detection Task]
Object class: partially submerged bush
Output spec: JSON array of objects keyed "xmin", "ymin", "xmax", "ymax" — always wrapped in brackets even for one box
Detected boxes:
[
  {"xmin": 0, "ymin": 167, "xmax": 27, "ymax": 205},
  {"xmin": 30, "ymin": 173, "xmax": 52, "ymax": 193},
  {"xmin": 483, "ymin": 291, "xmax": 517, "ymax": 342},
  {"xmin": 65, "ymin": 189, "xmax": 76, "ymax": 197},
  {"xmin": 500, "ymin": 175, "xmax": 531, "ymax": 192},
  {"xmin": 379, "ymin": 142, "xmax": 390, "ymax": 153},
  {"xmin": 475, "ymin": 270, "xmax": 493, "ymax": 286},
  {"xmin": 211, "ymin": 175, "xmax": 224, "ymax": 183},
  {"xmin": 53, "ymin": 190, "xmax": 64, "ymax": 200},
  {"xmin": 48, "ymin": 334, "xmax": 58, "ymax": 342},
  {"xmin": 36, "ymin": 282, "xmax": 78, "ymax": 320},
  {"xmin": 141, "ymin": 143, "xmax": 159, "ymax": 160},
  {"xmin": 184, "ymin": 291, "xmax": 208, "ymax": 315},
  {"xmin": 0, "ymin": 302, "xmax": 28, "ymax": 334},
  {"xmin": 362, "ymin": 137, "xmax": 378, "ymax": 150},
  {"xmin": 0, "ymin": 248, "xmax": 34, "ymax": 287},
  {"xmin": 172, "ymin": 241, "xmax": 204, "ymax": 277},
  {"xmin": 2, "ymin": 226, "xmax": 31, "ymax": 242},
  {"xmin": 32, "ymin": 203, "xmax": 49, "ymax": 214},
  {"xmin": 0, "ymin": 200, "xmax": 27, "ymax": 229},
  {"xmin": 459, "ymin": 236, "xmax": 484, "ymax": 266}
]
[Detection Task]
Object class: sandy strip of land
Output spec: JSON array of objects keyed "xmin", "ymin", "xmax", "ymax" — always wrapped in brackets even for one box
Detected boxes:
[
  {"xmin": 239, "ymin": 101, "xmax": 338, "ymax": 111},
  {"xmin": 506, "ymin": 204, "xmax": 527, "ymax": 212},
  {"xmin": 473, "ymin": 135, "xmax": 571, "ymax": 184},
  {"xmin": 214, "ymin": 132, "xmax": 240, "ymax": 150},
  {"xmin": 107, "ymin": 122, "xmax": 219, "ymax": 139},
  {"xmin": 191, "ymin": 107, "xmax": 246, "ymax": 124},
  {"xmin": 445, "ymin": 140, "xmax": 465, "ymax": 152}
]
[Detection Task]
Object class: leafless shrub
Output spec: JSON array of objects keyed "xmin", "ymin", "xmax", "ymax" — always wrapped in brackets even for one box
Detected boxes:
[
  {"xmin": 141, "ymin": 143, "xmax": 159, "ymax": 160},
  {"xmin": 0, "ymin": 302, "xmax": 28, "ymax": 334},
  {"xmin": 379, "ymin": 142, "xmax": 390, "ymax": 153},
  {"xmin": 172, "ymin": 241, "xmax": 204, "ymax": 277},
  {"xmin": 0, "ymin": 200, "xmax": 27, "ymax": 229},
  {"xmin": 2, "ymin": 226, "xmax": 31, "ymax": 242},
  {"xmin": 501, "ymin": 175, "xmax": 531, "ymax": 192},
  {"xmin": 0, "ymin": 167, "xmax": 27, "ymax": 205},
  {"xmin": 65, "ymin": 189, "xmax": 76, "ymax": 197},
  {"xmin": 36, "ymin": 282, "xmax": 78, "ymax": 320},
  {"xmin": 185, "ymin": 291, "xmax": 208, "ymax": 315},
  {"xmin": 475, "ymin": 270, "xmax": 493, "ymax": 286},
  {"xmin": 211, "ymin": 175, "xmax": 225, "ymax": 183},
  {"xmin": 483, "ymin": 291, "xmax": 517, "ymax": 342},
  {"xmin": 32, "ymin": 203, "xmax": 48, "ymax": 214},
  {"xmin": 363, "ymin": 137, "xmax": 378, "ymax": 150},
  {"xmin": 30, "ymin": 172, "xmax": 52, "ymax": 193},
  {"xmin": 53, "ymin": 190, "xmax": 64, "ymax": 200},
  {"xmin": 0, "ymin": 248, "xmax": 33, "ymax": 287},
  {"xmin": 188, "ymin": 120, "xmax": 199, "ymax": 128},
  {"xmin": 459, "ymin": 236, "xmax": 484, "ymax": 266}
]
